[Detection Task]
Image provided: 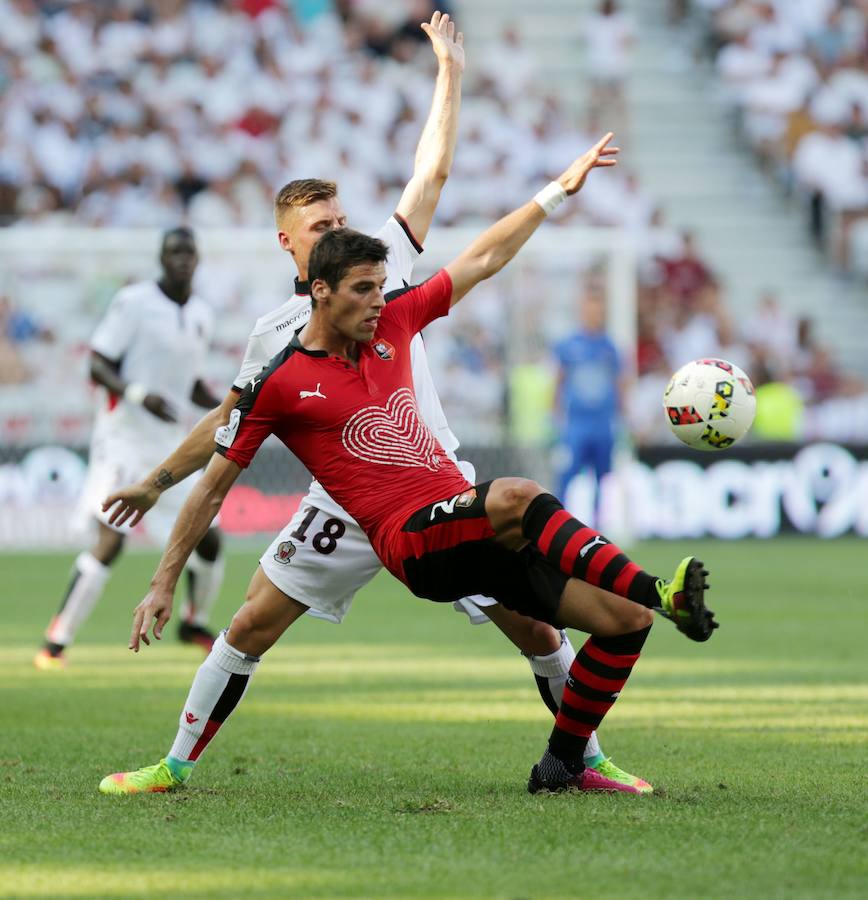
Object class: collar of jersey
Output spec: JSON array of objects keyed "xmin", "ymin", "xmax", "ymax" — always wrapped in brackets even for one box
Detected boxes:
[
  {"xmin": 294, "ymin": 277, "xmax": 310, "ymax": 296},
  {"xmin": 289, "ymin": 327, "xmax": 328, "ymax": 357}
]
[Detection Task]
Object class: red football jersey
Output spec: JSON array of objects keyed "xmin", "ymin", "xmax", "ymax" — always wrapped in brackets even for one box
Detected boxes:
[{"xmin": 216, "ymin": 268, "xmax": 472, "ymax": 569}]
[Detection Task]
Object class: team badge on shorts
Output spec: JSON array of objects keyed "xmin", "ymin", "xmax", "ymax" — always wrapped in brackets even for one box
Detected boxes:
[
  {"xmin": 372, "ymin": 338, "xmax": 395, "ymax": 361},
  {"xmin": 273, "ymin": 540, "xmax": 296, "ymax": 564},
  {"xmin": 455, "ymin": 489, "xmax": 477, "ymax": 508}
]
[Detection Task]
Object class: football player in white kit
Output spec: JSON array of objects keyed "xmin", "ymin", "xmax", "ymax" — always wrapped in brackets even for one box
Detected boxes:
[
  {"xmin": 100, "ymin": 13, "xmax": 650, "ymax": 793},
  {"xmin": 34, "ymin": 228, "xmax": 225, "ymax": 669}
]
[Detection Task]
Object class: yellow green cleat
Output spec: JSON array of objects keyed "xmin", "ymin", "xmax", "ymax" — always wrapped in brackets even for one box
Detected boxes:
[
  {"xmin": 99, "ymin": 759, "xmax": 184, "ymax": 795},
  {"xmin": 589, "ymin": 757, "xmax": 653, "ymax": 794},
  {"xmin": 656, "ymin": 556, "xmax": 718, "ymax": 642}
]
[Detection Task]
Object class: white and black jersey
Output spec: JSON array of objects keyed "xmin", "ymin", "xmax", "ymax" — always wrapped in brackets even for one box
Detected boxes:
[{"xmin": 90, "ymin": 280, "xmax": 213, "ymax": 453}]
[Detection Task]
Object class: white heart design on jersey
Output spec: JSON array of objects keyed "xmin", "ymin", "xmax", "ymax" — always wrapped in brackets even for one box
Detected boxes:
[{"xmin": 342, "ymin": 388, "xmax": 443, "ymax": 472}]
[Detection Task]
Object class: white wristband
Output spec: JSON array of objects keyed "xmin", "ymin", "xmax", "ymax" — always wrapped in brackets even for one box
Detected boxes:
[
  {"xmin": 123, "ymin": 382, "xmax": 147, "ymax": 405},
  {"xmin": 533, "ymin": 181, "xmax": 568, "ymax": 215}
]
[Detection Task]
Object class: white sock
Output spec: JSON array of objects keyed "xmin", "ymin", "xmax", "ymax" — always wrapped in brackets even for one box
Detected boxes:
[
  {"xmin": 525, "ymin": 631, "xmax": 603, "ymax": 764},
  {"xmin": 45, "ymin": 552, "xmax": 110, "ymax": 647},
  {"xmin": 182, "ymin": 551, "xmax": 225, "ymax": 628},
  {"xmin": 168, "ymin": 631, "xmax": 260, "ymax": 772}
]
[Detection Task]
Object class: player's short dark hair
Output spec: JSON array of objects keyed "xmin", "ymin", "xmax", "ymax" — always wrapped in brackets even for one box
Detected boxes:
[
  {"xmin": 308, "ymin": 228, "xmax": 389, "ymax": 296},
  {"xmin": 274, "ymin": 179, "xmax": 338, "ymax": 224},
  {"xmin": 160, "ymin": 226, "xmax": 195, "ymax": 252}
]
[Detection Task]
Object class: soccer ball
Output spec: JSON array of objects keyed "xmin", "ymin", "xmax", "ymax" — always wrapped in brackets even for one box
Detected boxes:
[{"xmin": 662, "ymin": 358, "xmax": 756, "ymax": 450}]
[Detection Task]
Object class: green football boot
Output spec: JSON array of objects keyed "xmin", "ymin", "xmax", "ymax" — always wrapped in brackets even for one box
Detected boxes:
[
  {"xmin": 656, "ymin": 556, "xmax": 718, "ymax": 642},
  {"xmin": 99, "ymin": 759, "xmax": 185, "ymax": 795},
  {"xmin": 588, "ymin": 757, "xmax": 653, "ymax": 794}
]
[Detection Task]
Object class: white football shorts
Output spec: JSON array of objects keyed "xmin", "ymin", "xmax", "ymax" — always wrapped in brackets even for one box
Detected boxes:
[
  {"xmin": 259, "ymin": 462, "xmax": 497, "ymax": 625},
  {"xmin": 75, "ymin": 424, "xmax": 204, "ymax": 546}
]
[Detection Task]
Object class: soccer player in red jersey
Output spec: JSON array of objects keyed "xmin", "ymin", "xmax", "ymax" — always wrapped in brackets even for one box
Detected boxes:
[
  {"xmin": 100, "ymin": 12, "xmax": 653, "ymax": 794},
  {"xmin": 104, "ymin": 134, "xmax": 717, "ymax": 796}
]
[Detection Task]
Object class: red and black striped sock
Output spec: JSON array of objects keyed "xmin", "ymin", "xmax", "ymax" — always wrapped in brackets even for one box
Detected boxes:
[
  {"xmin": 522, "ymin": 493, "xmax": 659, "ymax": 607},
  {"xmin": 548, "ymin": 626, "xmax": 651, "ymax": 769}
]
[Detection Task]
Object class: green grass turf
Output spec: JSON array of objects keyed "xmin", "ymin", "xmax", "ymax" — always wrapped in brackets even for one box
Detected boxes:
[{"xmin": 1, "ymin": 539, "xmax": 866, "ymax": 899}]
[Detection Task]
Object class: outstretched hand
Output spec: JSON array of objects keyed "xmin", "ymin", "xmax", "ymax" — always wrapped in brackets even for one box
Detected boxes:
[
  {"xmin": 102, "ymin": 480, "xmax": 159, "ymax": 528},
  {"xmin": 129, "ymin": 588, "xmax": 173, "ymax": 652},
  {"xmin": 557, "ymin": 133, "xmax": 619, "ymax": 195},
  {"xmin": 421, "ymin": 10, "xmax": 465, "ymax": 71}
]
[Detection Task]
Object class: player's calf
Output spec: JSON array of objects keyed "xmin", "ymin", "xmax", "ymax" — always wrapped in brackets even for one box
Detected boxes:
[{"xmin": 529, "ymin": 624, "xmax": 652, "ymax": 793}]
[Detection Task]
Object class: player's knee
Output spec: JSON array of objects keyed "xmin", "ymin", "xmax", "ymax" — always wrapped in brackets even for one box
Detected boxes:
[
  {"xmin": 519, "ymin": 619, "xmax": 562, "ymax": 656},
  {"xmin": 490, "ymin": 477, "xmax": 545, "ymax": 520},
  {"xmin": 93, "ymin": 531, "xmax": 124, "ymax": 566},
  {"xmin": 227, "ymin": 603, "xmax": 256, "ymax": 642},
  {"xmin": 227, "ymin": 600, "xmax": 277, "ymax": 653},
  {"xmin": 618, "ymin": 604, "xmax": 654, "ymax": 633}
]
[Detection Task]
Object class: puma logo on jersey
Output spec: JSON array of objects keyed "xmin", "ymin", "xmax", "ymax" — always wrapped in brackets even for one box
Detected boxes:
[
  {"xmin": 249, "ymin": 376, "xmax": 261, "ymax": 391},
  {"xmin": 579, "ymin": 535, "xmax": 607, "ymax": 558},
  {"xmin": 299, "ymin": 383, "xmax": 326, "ymax": 400},
  {"xmin": 214, "ymin": 408, "xmax": 241, "ymax": 448}
]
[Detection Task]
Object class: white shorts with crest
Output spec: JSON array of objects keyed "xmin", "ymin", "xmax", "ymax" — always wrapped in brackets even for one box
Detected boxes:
[{"xmin": 259, "ymin": 462, "xmax": 497, "ymax": 624}]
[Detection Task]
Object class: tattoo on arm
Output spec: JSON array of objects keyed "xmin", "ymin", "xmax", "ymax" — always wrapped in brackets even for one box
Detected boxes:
[{"xmin": 153, "ymin": 468, "xmax": 174, "ymax": 491}]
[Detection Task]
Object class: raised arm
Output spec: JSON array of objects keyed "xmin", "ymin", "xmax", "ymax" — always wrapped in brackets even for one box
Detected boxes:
[
  {"xmin": 395, "ymin": 10, "xmax": 464, "ymax": 244},
  {"xmin": 129, "ymin": 452, "xmax": 241, "ymax": 651},
  {"xmin": 445, "ymin": 133, "xmax": 618, "ymax": 305},
  {"xmin": 102, "ymin": 387, "xmax": 239, "ymax": 527}
]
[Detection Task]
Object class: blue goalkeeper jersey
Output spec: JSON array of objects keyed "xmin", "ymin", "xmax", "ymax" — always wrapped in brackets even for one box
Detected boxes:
[{"xmin": 554, "ymin": 330, "xmax": 621, "ymax": 429}]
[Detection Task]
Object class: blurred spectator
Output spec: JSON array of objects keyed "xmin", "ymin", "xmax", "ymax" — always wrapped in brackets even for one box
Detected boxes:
[
  {"xmin": 2, "ymin": 293, "xmax": 54, "ymax": 346},
  {"xmin": 659, "ymin": 231, "xmax": 714, "ymax": 307},
  {"xmin": 743, "ymin": 290, "xmax": 797, "ymax": 376},
  {"xmin": 582, "ymin": 1, "xmax": 634, "ymax": 134},
  {"xmin": 0, "ymin": 293, "xmax": 53, "ymax": 384}
]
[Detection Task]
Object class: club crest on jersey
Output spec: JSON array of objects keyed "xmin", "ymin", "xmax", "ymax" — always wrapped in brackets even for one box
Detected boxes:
[
  {"xmin": 372, "ymin": 338, "xmax": 395, "ymax": 361},
  {"xmin": 215, "ymin": 408, "xmax": 241, "ymax": 448},
  {"xmin": 273, "ymin": 540, "xmax": 296, "ymax": 564}
]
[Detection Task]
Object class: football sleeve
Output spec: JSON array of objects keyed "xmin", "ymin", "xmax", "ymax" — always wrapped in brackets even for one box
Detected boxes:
[
  {"xmin": 385, "ymin": 269, "xmax": 453, "ymax": 336},
  {"xmin": 90, "ymin": 288, "xmax": 139, "ymax": 361},
  {"xmin": 232, "ymin": 330, "xmax": 268, "ymax": 391},
  {"xmin": 214, "ymin": 372, "xmax": 277, "ymax": 469},
  {"xmin": 375, "ymin": 215, "xmax": 423, "ymax": 284}
]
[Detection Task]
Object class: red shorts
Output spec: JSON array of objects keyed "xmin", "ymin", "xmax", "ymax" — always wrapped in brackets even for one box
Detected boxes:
[
  {"xmin": 377, "ymin": 483, "xmax": 494, "ymax": 588},
  {"xmin": 376, "ymin": 482, "xmax": 566, "ymax": 625}
]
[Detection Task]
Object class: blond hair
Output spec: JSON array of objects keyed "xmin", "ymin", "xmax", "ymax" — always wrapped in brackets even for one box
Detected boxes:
[{"xmin": 273, "ymin": 179, "xmax": 338, "ymax": 225}]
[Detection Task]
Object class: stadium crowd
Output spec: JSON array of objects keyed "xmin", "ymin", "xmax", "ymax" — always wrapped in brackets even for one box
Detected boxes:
[
  {"xmin": 1, "ymin": 0, "xmax": 865, "ymax": 451},
  {"xmin": 694, "ymin": 0, "xmax": 868, "ymax": 271}
]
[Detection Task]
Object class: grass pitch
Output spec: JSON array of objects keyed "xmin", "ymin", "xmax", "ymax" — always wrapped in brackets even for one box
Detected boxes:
[{"xmin": 1, "ymin": 539, "xmax": 866, "ymax": 899}]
